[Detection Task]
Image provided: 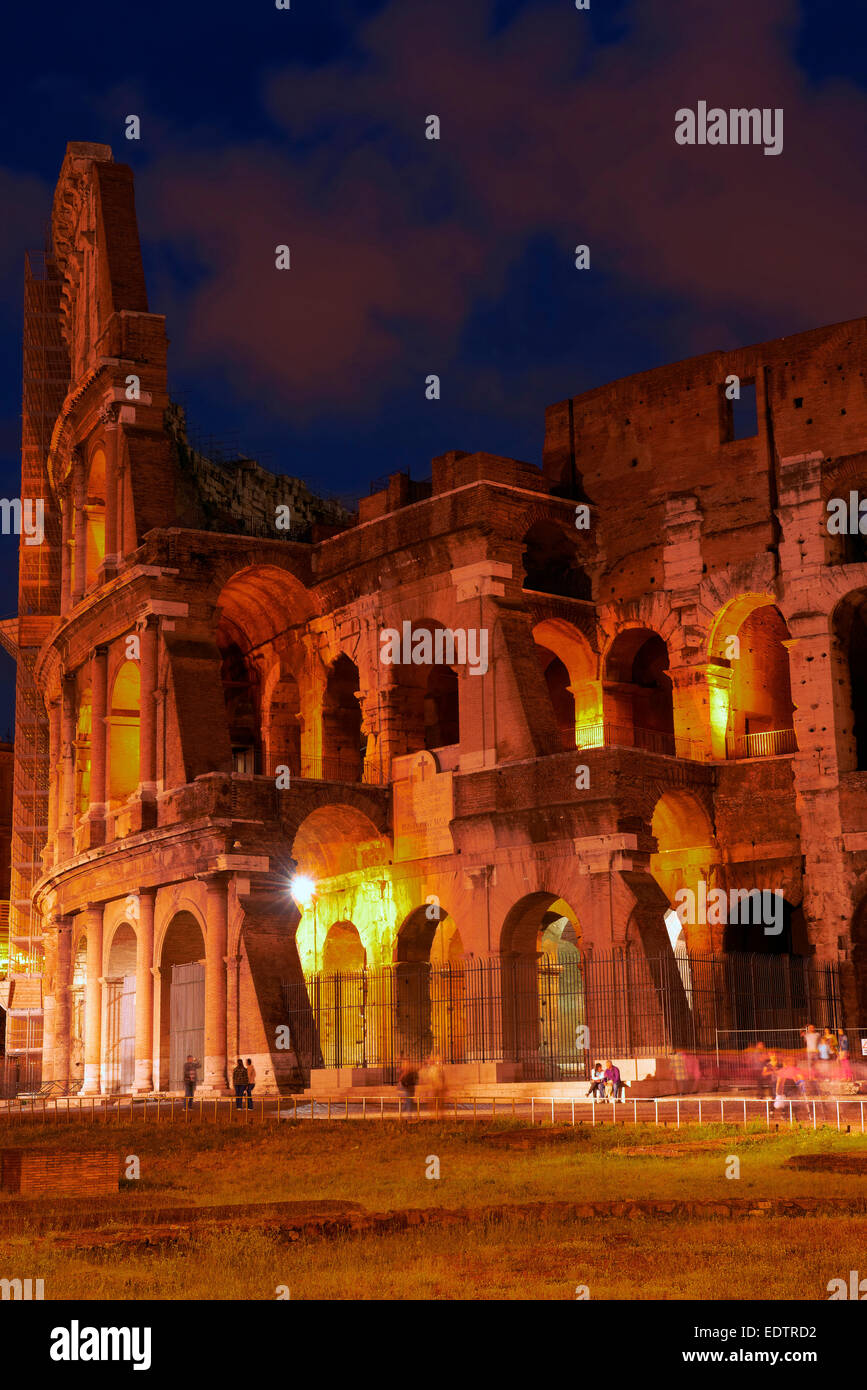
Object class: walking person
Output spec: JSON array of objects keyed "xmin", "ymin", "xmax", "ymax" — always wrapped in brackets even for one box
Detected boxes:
[
  {"xmin": 397, "ymin": 1055, "xmax": 418, "ymax": 1119},
  {"xmin": 232, "ymin": 1057, "xmax": 249, "ymax": 1110},
  {"xmin": 245, "ymin": 1058, "xmax": 256, "ymax": 1110},
  {"xmin": 802, "ymin": 1023, "xmax": 820, "ymax": 1073},
  {"xmin": 183, "ymin": 1055, "xmax": 200, "ymax": 1110}
]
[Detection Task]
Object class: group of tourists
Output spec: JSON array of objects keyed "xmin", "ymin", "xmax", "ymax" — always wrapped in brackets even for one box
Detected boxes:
[
  {"xmin": 181, "ymin": 1055, "xmax": 257, "ymax": 1109},
  {"xmin": 743, "ymin": 1026, "xmax": 854, "ymax": 1105},
  {"xmin": 585, "ymin": 1060, "xmax": 625, "ymax": 1103}
]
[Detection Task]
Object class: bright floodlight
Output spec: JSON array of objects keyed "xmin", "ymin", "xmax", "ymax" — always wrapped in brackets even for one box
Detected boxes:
[{"xmin": 290, "ymin": 874, "xmax": 316, "ymax": 907}]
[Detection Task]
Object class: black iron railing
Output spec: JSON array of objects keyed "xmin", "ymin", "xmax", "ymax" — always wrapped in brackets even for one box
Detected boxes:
[{"xmin": 281, "ymin": 949, "xmax": 841, "ymax": 1085}]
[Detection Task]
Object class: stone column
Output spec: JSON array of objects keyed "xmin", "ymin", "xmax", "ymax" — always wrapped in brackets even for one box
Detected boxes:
[
  {"xmin": 40, "ymin": 923, "xmax": 59, "ymax": 1084},
  {"xmin": 202, "ymin": 875, "xmax": 230, "ymax": 1093},
  {"xmin": 53, "ymin": 921, "xmax": 72, "ymax": 1090},
  {"xmin": 71, "ymin": 454, "xmax": 86, "ymax": 605},
  {"xmin": 80, "ymin": 905, "xmax": 104, "ymax": 1095},
  {"xmin": 57, "ymin": 676, "xmax": 76, "ymax": 862},
  {"xmin": 133, "ymin": 889, "xmax": 156, "ymax": 1093},
  {"xmin": 60, "ymin": 492, "xmax": 71, "ymax": 615},
  {"xmin": 45, "ymin": 696, "xmax": 61, "ymax": 869}
]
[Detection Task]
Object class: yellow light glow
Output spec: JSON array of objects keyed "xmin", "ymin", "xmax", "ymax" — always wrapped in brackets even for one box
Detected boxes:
[{"xmin": 290, "ymin": 874, "xmax": 316, "ymax": 907}]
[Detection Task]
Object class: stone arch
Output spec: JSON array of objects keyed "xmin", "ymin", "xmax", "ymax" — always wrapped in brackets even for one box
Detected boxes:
[
  {"xmin": 74, "ymin": 688, "xmax": 92, "ymax": 820},
  {"xmin": 832, "ymin": 589, "xmax": 867, "ymax": 772},
  {"xmin": 709, "ymin": 597, "xmax": 797, "ymax": 759},
  {"xmin": 291, "ymin": 802, "xmax": 391, "ymax": 883},
  {"xmin": 394, "ymin": 904, "xmax": 465, "ymax": 1064},
  {"xmin": 499, "ymin": 892, "xmax": 584, "ymax": 1080},
  {"xmin": 84, "ymin": 444, "xmax": 106, "ymax": 588},
  {"xmin": 603, "ymin": 626, "xmax": 675, "ymax": 753},
  {"xmin": 108, "ymin": 660, "xmax": 140, "ymax": 805},
  {"xmin": 822, "ymin": 458, "xmax": 867, "ymax": 565},
  {"xmin": 322, "ymin": 920, "xmax": 366, "ymax": 973},
  {"xmin": 104, "ymin": 921, "xmax": 137, "ymax": 1094},
  {"xmin": 158, "ymin": 909, "xmax": 206, "ymax": 1093},
  {"xmin": 532, "ymin": 618, "xmax": 599, "ymax": 748},
  {"xmin": 650, "ymin": 790, "xmax": 718, "ymax": 954},
  {"xmin": 322, "ymin": 653, "xmax": 364, "ymax": 781}
]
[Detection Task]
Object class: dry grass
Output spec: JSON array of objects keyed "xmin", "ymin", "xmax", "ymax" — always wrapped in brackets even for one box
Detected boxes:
[{"xmin": 1, "ymin": 1119, "xmax": 865, "ymax": 1299}]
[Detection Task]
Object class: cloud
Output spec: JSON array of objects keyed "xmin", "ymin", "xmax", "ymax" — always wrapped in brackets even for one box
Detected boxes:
[{"xmin": 138, "ymin": 0, "xmax": 867, "ymax": 418}]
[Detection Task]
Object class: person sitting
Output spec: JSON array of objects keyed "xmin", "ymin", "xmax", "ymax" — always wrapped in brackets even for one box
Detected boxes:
[
  {"xmin": 586, "ymin": 1061, "xmax": 605, "ymax": 1100},
  {"xmin": 603, "ymin": 1059, "xmax": 623, "ymax": 1103}
]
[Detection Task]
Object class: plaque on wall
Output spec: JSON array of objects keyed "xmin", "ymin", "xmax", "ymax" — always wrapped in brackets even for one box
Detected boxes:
[{"xmin": 393, "ymin": 751, "xmax": 455, "ymax": 862}]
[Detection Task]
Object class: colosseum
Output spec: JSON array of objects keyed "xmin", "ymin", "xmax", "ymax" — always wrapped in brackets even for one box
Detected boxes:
[{"xmin": 2, "ymin": 140, "xmax": 865, "ymax": 1098}]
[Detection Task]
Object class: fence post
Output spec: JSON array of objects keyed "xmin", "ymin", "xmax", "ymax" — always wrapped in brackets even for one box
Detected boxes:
[
  {"xmin": 765, "ymin": 1098, "xmax": 770, "ymax": 1129},
  {"xmin": 572, "ymin": 1099, "xmax": 576, "ymax": 1127},
  {"xmin": 812, "ymin": 1100, "xmax": 817, "ymax": 1130},
  {"xmin": 861, "ymin": 1101, "xmax": 864, "ymax": 1135},
  {"xmin": 676, "ymin": 1098, "xmax": 680, "ymax": 1129},
  {"xmin": 381, "ymin": 1097, "xmax": 384, "ymax": 1122},
  {"xmin": 493, "ymin": 1097, "xmax": 496, "ymax": 1121},
  {"xmin": 654, "ymin": 1098, "xmax": 658, "ymax": 1127},
  {"xmin": 294, "ymin": 1095, "xmax": 298, "ymax": 1121},
  {"xmin": 551, "ymin": 1098, "xmax": 555, "ymax": 1127},
  {"xmin": 698, "ymin": 1099, "xmax": 702, "ymax": 1126},
  {"xmin": 473, "ymin": 1098, "xmax": 477, "ymax": 1125},
  {"xmin": 91, "ymin": 1097, "xmax": 94, "ymax": 1125},
  {"xmin": 836, "ymin": 1100, "xmax": 841, "ymax": 1132},
  {"xmin": 592, "ymin": 1097, "xmax": 596, "ymax": 1127},
  {"xmin": 633, "ymin": 1097, "xmax": 637, "ymax": 1125},
  {"xmin": 363, "ymin": 1097, "xmax": 367, "ymax": 1121},
  {"xmin": 720, "ymin": 1098, "xmax": 724, "ymax": 1124},
  {"xmin": 788, "ymin": 1099, "xmax": 793, "ymax": 1127},
  {"xmin": 345, "ymin": 1097, "xmax": 349, "ymax": 1121},
  {"xmin": 743, "ymin": 1099, "xmax": 747, "ymax": 1129},
  {"xmin": 531, "ymin": 1097, "xmax": 535, "ymax": 1126}
]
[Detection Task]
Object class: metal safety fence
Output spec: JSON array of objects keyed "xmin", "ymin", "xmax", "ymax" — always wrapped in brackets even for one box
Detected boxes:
[{"xmin": 282, "ymin": 949, "xmax": 842, "ymax": 1086}]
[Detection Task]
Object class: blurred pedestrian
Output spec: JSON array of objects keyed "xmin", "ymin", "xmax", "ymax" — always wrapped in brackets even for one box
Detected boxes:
[
  {"xmin": 397, "ymin": 1055, "xmax": 419, "ymax": 1118},
  {"xmin": 232, "ymin": 1057, "xmax": 249, "ymax": 1109},
  {"xmin": 245, "ymin": 1058, "xmax": 256, "ymax": 1109},
  {"xmin": 183, "ymin": 1055, "xmax": 200, "ymax": 1111}
]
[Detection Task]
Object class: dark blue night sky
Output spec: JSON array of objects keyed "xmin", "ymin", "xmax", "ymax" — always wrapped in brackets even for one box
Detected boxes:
[{"xmin": 0, "ymin": 0, "xmax": 863, "ymax": 726}]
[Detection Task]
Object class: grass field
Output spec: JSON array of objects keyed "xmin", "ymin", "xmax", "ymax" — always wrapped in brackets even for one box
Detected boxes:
[{"xmin": 2, "ymin": 1119, "xmax": 865, "ymax": 1299}]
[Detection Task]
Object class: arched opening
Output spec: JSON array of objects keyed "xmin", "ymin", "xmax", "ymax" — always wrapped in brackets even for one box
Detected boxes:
[
  {"xmin": 319, "ymin": 922, "xmax": 367, "ymax": 1069},
  {"xmin": 322, "ymin": 921, "xmax": 366, "ymax": 974},
  {"xmin": 70, "ymin": 935, "xmax": 87, "ymax": 1092},
  {"xmin": 832, "ymin": 591, "xmax": 867, "ymax": 772},
  {"xmin": 395, "ymin": 904, "xmax": 465, "ymax": 1064},
  {"xmin": 721, "ymin": 603, "xmax": 796, "ymax": 759},
  {"xmin": 104, "ymin": 923, "xmax": 137, "ymax": 1094},
  {"xmin": 74, "ymin": 692, "xmax": 92, "ymax": 820},
  {"xmin": 424, "ymin": 665, "xmax": 460, "ymax": 749},
  {"xmin": 532, "ymin": 619, "xmax": 599, "ymax": 748},
  {"xmin": 219, "ymin": 638, "xmax": 261, "ymax": 774},
  {"xmin": 159, "ymin": 911, "xmax": 206, "ymax": 1093},
  {"xmin": 322, "ymin": 654, "xmax": 364, "ymax": 781},
  {"xmin": 108, "ymin": 661, "xmax": 140, "ymax": 806},
  {"xmin": 84, "ymin": 447, "xmax": 106, "ymax": 589},
  {"xmin": 851, "ymin": 896, "xmax": 867, "ymax": 1026},
  {"xmin": 651, "ymin": 791, "xmax": 717, "ymax": 954},
  {"xmin": 500, "ymin": 893, "xmax": 584, "ymax": 1079},
  {"xmin": 522, "ymin": 521, "xmax": 591, "ymax": 599},
  {"xmin": 604, "ymin": 628, "xmax": 675, "ymax": 754},
  {"xmin": 264, "ymin": 672, "xmax": 301, "ymax": 778}
]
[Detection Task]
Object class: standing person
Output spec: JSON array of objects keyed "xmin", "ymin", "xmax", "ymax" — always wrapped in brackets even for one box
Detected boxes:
[
  {"xmin": 397, "ymin": 1055, "xmax": 418, "ymax": 1119},
  {"xmin": 245, "ymin": 1058, "xmax": 256, "ymax": 1110},
  {"xmin": 671, "ymin": 1050, "xmax": 687, "ymax": 1096},
  {"xmin": 426, "ymin": 1053, "xmax": 446, "ymax": 1113},
  {"xmin": 183, "ymin": 1055, "xmax": 200, "ymax": 1110},
  {"xmin": 232, "ymin": 1058, "xmax": 249, "ymax": 1110},
  {"xmin": 838, "ymin": 1031, "xmax": 854, "ymax": 1082},
  {"xmin": 802, "ymin": 1024, "xmax": 820, "ymax": 1073}
]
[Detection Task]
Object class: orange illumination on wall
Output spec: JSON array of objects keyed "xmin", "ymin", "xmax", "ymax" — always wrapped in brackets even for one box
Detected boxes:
[{"xmin": 108, "ymin": 660, "xmax": 140, "ymax": 805}]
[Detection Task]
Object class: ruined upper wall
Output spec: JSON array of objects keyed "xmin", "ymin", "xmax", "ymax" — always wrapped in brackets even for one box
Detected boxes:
[{"xmin": 543, "ymin": 318, "xmax": 867, "ymax": 596}]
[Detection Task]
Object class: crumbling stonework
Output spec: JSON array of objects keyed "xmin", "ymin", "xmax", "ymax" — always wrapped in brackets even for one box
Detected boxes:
[{"xmin": 5, "ymin": 142, "xmax": 867, "ymax": 1099}]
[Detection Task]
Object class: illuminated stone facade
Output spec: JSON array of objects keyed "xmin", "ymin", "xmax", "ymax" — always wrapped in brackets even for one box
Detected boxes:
[{"xmin": 8, "ymin": 142, "xmax": 867, "ymax": 1095}]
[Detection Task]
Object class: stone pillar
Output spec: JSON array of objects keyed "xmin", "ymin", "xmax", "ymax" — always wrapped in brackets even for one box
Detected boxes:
[
  {"xmin": 139, "ymin": 617, "xmax": 158, "ymax": 795},
  {"xmin": 45, "ymin": 696, "xmax": 61, "ymax": 870},
  {"xmin": 133, "ymin": 889, "xmax": 156, "ymax": 1093},
  {"xmin": 60, "ymin": 492, "xmax": 71, "ymax": 615},
  {"xmin": 80, "ymin": 905, "xmax": 104, "ymax": 1095},
  {"xmin": 40, "ymin": 924, "xmax": 59, "ymax": 1084},
  {"xmin": 101, "ymin": 406, "xmax": 119, "ymax": 576},
  {"xmin": 71, "ymin": 454, "xmax": 86, "ymax": 606},
  {"xmin": 202, "ymin": 875, "xmax": 230, "ymax": 1093},
  {"xmin": 53, "ymin": 921, "xmax": 72, "ymax": 1089},
  {"xmin": 57, "ymin": 676, "xmax": 76, "ymax": 863}
]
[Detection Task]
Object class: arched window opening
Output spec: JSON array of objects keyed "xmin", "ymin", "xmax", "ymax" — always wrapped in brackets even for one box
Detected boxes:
[
  {"xmin": 499, "ymin": 894, "xmax": 585, "ymax": 1081},
  {"xmin": 219, "ymin": 639, "xmax": 261, "ymax": 774},
  {"xmin": 322, "ymin": 654, "xmax": 364, "ymax": 782},
  {"xmin": 532, "ymin": 619, "xmax": 599, "ymax": 748},
  {"xmin": 84, "ymin": 448, "xmax": 106, "ymax": 590},
  {"xmin": 159, "ymin": 911, "xmax": 206, "ymax": 1093},
  {"xmin": 539, "ymin": 653, "xmax": 574, "ymax": 748},
  {"xmin": 522, "ymin": 521, "xmax": 591, "ymax": 599},
  {"xmin": 105, "ymin": 923, "xmax": 137, "ymax": 1094},
  {"xmin": 108, "ymin": 661, "xmax": 140, "ymax": 806},
  {"xmin": 725, "ymin": 605, "xmax": 796, "ymax": 759},
  {"xmin": 74, "ymin": 693, "xmax": 92, "ymax": 820},
  {"xmin": 836, "ymin": 595, "xmax": 867, "ymax": 772},
  {"xmin": 604, "ymin": 629, "xmax": 675, "ymax": 754},
  {"xmin": 424, "ymin": 665, "xmax": 459, "ymax": 749},
  {"xmin": 265, "ymin": 673, "xmax": 300, "ymax": 778}
]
